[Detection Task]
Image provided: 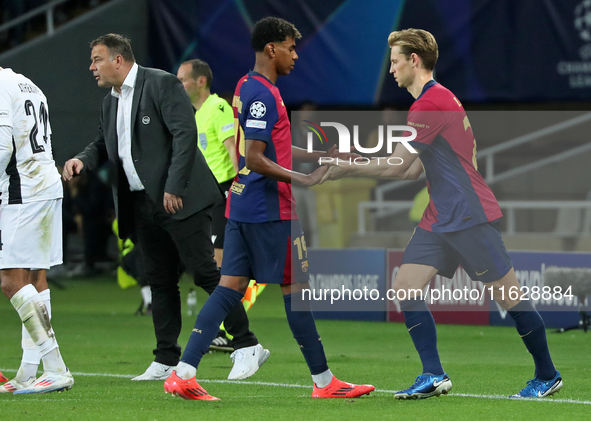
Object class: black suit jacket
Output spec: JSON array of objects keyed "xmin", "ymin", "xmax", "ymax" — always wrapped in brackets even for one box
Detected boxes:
[{"xmin": 76, "ymin": 65, "xmax": 223, "ymax": 238}]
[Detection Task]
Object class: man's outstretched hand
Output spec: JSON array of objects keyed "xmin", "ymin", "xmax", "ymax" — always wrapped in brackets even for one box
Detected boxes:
[
  {"xmin": 326, "ymin": 144, "xmax": 361, "ymax": 161},
  {"xmin": 319, "ymin": 162, "xmax": 350, "ymax": 184},
  {"xmin": 63, "ymin": 158, "xmax": 84, "ymax": 181},
  {"xmin": 303, "ymin": 164, "xmax": 330, "ymax": 187}
]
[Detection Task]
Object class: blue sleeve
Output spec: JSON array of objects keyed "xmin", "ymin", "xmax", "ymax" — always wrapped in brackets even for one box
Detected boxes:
[{"xmin": 241, "ymin": 88, "xmax": 278, "ymax": 143}]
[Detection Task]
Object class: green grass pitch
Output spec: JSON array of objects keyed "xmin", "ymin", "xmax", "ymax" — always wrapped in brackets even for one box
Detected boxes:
[{"xmin": 1, "ymin": 276, "xmax": 589, "ymax": 420}]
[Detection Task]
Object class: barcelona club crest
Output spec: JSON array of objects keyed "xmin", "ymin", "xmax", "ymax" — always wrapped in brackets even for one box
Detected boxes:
[{"xmin": 301, "ymin": 260, "xmax": 309, "ymax": 273}]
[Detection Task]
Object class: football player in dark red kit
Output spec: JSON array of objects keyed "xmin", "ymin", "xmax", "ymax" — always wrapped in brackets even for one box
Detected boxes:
[
  {"xmin": 163, "ymin": 16, "xmax": 375, "ymax": 401},
  {"xmin": 322, "ymin": 28, "xmax": 561, "ymax": 400}
]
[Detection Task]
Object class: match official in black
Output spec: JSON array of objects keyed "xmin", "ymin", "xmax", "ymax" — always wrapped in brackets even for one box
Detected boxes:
[{"xmin": 63, "ymin": 33, "xmax": 261, "ymax": 380}]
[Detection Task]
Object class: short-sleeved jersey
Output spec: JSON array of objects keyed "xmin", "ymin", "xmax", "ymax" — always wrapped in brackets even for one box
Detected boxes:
[
  {"xmin": 408, "ymin": 80, "xmax": 502, "ymax": 232},
  {"xmin": 0, "ymin": 69, "xmax": 62, "ymax": 204},
  {"xmin": 195, "ymin": 93, "xmax": 236, "ymax": 184},
  {"xmin": 227, "ymin": 71, "xmax": 296, "ymax": 223}
]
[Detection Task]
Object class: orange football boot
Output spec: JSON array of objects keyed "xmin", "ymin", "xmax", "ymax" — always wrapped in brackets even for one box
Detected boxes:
[
  {"xmin": 164, "ymin": 371, "xmax": 219, "ymax": 401},
  {"xmin": 312, "ymin": 376, "xmax": 375, "ymax": 398}
]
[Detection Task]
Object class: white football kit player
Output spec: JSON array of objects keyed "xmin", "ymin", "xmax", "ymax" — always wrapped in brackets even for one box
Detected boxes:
[
  {"xmin": 0, "ymin": 68, "xmax": 63, "ymax": 269},
  {"xmin": 0, "ymin": 68, "xmax": 73, "ymax": 395}
]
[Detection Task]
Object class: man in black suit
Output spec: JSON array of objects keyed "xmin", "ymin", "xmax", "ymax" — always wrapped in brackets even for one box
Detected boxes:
[{"xmin": 63, "ymin": 34, "xmax": 268, "ymax": 381}]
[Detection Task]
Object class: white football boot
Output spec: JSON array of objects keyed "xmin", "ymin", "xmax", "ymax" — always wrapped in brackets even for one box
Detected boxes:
[{"xmin": 227, "ymin": 344, "xmax": 270, "ymax": 380}]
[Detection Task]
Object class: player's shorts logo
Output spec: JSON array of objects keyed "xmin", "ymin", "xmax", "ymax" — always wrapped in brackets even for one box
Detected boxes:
[
  {"xmin": 250, "ymin": 101, "xmax": 266, "ymax": 118},
  {"xmin": 142, "ymin": 116, "xmax": 151, "ymax": 125}
]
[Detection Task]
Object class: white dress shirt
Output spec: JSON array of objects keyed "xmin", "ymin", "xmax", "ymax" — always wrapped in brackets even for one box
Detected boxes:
[{"xmin": 112, "ymin": 62, "xmax": 144, "ymax": 191}]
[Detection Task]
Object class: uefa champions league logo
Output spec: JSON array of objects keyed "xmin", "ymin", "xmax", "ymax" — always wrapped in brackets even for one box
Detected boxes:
[
  {"xmin": 558, "ymin": 0, "xmax": 591, "ymax": 86},
  {"xmin": 575, "ymin": 0, "xmax": 591, "ymax": 42},
  {"xmin": 250, "ymin": 101, "xmax": 266, "ymax": 118},
  {"xmin": 575, "ymin": 0, "xmax": 591, "ymax": 59}
]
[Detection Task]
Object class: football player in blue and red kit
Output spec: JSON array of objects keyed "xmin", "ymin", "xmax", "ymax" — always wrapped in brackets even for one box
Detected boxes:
[
  {"xmin": 163, "ymin": 16, "xmax": 375, "ymax": 401},
  {"xmin": 322, "ymin": 28, "xmax": 561, "ymax": 400}
]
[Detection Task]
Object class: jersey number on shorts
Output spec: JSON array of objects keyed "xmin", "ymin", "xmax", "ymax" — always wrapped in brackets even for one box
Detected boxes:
[
  {"xmin": 24, "ymin": 99, "xmax": 48, "ymax": 154},
  {"xmin": 293, "ymin": 235, "xmax": 308, "ymax": 260}
]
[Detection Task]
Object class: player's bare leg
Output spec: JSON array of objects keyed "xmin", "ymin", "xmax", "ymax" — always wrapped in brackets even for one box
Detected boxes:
[
  {"xmin": 1, "ymin": 268, "xmax": 30, "ymax": 299},
  {"xmin": 392, "ymin": 264, "xmax": 452, "ymax": 399},
  {"xmin": 213, "ymin": 248, "xmax": 223, "ymax": 268},
  {"xmin": 393, "ymin": 263, "xmax": 437, "ymax": 296},
  {"xmin": 486, "ymin": 268, "xmax": 522, "ymax": 310}
]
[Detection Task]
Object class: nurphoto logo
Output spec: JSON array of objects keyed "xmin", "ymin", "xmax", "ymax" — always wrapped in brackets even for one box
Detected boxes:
[{"xmin": 303, "ymin": 121, "xmax": 418, "ymax": 166}]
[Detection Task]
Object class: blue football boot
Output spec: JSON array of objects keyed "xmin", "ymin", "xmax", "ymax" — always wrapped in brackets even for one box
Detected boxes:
[
  {"xmin": 510, "ymin": 371, "xmax": 562, "ymax": 398},
  {"xmin": 394, "ymin": 373, "xmax": 452, "ymax": 399}
]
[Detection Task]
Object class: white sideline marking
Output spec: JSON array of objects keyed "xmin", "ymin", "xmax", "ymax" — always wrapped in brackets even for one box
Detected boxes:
[
  {"xmin": 450, "ymin": 393, "xmax": 591, "ymax": 405},
  {"xmin": 2, "ymin": 368, "xmax": 590, "ymax": 405}
]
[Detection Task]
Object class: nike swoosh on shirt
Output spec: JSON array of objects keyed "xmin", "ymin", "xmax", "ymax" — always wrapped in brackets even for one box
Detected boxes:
[{"xmin": 475, "ymin": 269, "xmax": 489, "ymax": 276}]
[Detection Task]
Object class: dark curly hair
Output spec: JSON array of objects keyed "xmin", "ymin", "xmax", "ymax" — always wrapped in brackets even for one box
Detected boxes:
[{"xmin": 251, "ymin": 17, "xmax": 302, "ymax": 52}]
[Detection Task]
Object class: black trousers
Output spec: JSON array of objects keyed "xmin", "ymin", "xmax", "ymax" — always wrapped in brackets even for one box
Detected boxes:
[{"xmin": 132, "ymin": 191, "xmax": 257, "ymax": 366}]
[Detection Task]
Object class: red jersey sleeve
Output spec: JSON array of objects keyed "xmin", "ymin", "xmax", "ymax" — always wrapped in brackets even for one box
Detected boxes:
[{"xmin": 407, "ymin": 100, "xmax": 445, "ymax": 150}]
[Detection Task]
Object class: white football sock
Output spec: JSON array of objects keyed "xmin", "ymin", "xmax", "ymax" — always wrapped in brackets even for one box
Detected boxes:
[
  {"xmin": 10, "ymin": 285, "xmax": 65, "ymax": 373},
  {"xmin": 18, "ymin": 289, "xmax": 52, "ymax": 380},
  {"xmin": 21, "ymin": 323, "xmax": 40, "ymax": 365},
  {"xmin": 312, "ymin": 369, "xmax": 334, "ymax": 388},
  {"xmin": 14, "ymin": 363, "xmax": 37, "ymax": 383},
  {"xmin": 39, "ymin": 289, "xmax": 52, "ymax": 317},
  {"xmin": 42, "ymin": 348, "xmax": 67, "ymax": 374},
  {"xmin": 141, "ymin": 286, "xmax": 152, "ymax": 306},
  {"xmin": 175, "ymin": 361, "xmax": 197, "ymax": 380}
]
